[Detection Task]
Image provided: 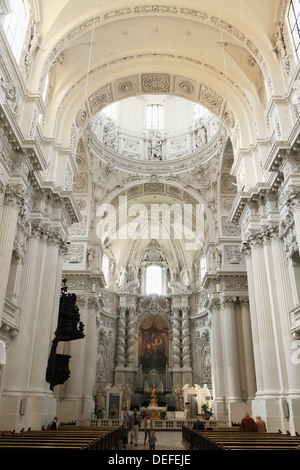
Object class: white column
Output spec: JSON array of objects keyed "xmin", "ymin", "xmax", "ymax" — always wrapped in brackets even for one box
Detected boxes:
[
  {"xmin": 29, "ymin": 235, "xmax": 61, "ymax": 391},
  {"xmin": 210, "ymin": 300, "xmax": 225, "ymax": 403},
  {"xmin": 59, "ymin": 294, "xmax": 87, "ymax": 419},
  {"xmin": 250, "ymin": 236, "xmax": 281, "ymax": 394},
  {"xmin": 3, "ymin": 231, "xmax": 46, "ymax": 392},
  {"xmin": 271, "ymin": 234, "xmax": 300, "ymax": 392},
  {"xmin": 242, "ymin": 243, "xmax": 264, "ymax": 395},
  {"xmin": 80, "ymin": 297, "xmax": 98, "ymax": 418},
  {"xmin": 0, "ymin": 183, "xmax": 5, "ymax": 227},
  {"xmin": 0, "ymin": 189, "xmax": 24, "ymax": 326},
  {"xmin": 221, "ymin": 298, "xmax": 242, "ymax": 401},
  {"xmin": 239, "ymin": 298, "xmax": 257, "ymax": 400}
]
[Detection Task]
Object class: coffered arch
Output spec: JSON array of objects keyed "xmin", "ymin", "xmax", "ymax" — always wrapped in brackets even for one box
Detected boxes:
[{"xmin": 28, "ymin": 1, "xmax": 286, "ymax": 157}]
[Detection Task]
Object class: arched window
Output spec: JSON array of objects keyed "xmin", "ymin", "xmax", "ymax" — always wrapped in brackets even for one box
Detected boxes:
[
  {"xmin": 288, "ymin": 0, "xmax": 300, "ymax": 60},
  {"xmin": 146, "ymin": 264, "xmax": 163, "ymax": 295},
  {"xmin": 2, "ymin": 0, "xmax": 29, "ymax": 61}
]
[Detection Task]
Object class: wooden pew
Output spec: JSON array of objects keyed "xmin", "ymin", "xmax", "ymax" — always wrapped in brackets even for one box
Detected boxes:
[
  {"xmin": 0, "ymin": 425, "xmax": 122, "ymax": 450},
  {"xmin": 182, "ymin": 426, "xmax": 300, "ymax": 451}
]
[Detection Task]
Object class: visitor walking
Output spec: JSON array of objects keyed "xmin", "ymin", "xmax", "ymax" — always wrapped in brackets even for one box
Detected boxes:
[
  {"xmin": 144, "ymin": 412, "xmax": 153, "ymax": 445},
  {"xmin": 149, "ymin": 430, "xmax": 157, "ymax": 450},
  {"xmin": 130, "ymin": 408, "xmax": 142, "ymax": 446}
]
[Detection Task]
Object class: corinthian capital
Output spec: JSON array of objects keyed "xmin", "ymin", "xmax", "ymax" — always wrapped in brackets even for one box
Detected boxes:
[{"xmin": 3, "ymin": 186, "xmax": 26, "ymax": 211}]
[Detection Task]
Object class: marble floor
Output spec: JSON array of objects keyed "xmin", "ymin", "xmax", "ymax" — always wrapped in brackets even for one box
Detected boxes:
[{"xmin": 124, "ymin": 430, "xmax": 185, "ymax": 450}]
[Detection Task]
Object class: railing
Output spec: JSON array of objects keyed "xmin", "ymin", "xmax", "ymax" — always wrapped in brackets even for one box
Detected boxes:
[{"xmin": 91, "ymin": 418, "xmax": 218, "ymax": 430}]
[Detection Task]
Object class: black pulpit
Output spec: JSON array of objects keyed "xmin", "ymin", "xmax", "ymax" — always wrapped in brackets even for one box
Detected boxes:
[{"xmin": 46, "ymin": 279, "xmax": 85, "ymax": 390}]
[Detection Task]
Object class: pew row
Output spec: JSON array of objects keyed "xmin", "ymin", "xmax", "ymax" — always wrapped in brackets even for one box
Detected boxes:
[
  {"xmin": 0, "ymin": 426, "xmax": 122, "ymax": 450},
  {"xmin": 182, "ymin": 426, "xmax": 300, "ymax": 451}
]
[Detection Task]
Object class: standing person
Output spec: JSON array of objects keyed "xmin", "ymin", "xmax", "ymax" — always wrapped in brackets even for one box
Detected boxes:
[
  {"xmin": 144, "ymin": 413, "xmax": 153, "ymax": 446},
  {"xmin": 149, "ymin": 430, "xmax": 157, "ymax": 450},
  {"xmin": 239, "ymin": 413, "xmax": 257, "ymax": 432},
  {"xmin": 122, "ymin": 422, "xmax": 129, "ymax": 449},
  {"xmin": 130, "ymin": 408, "xmax": 142, "ymax": 446},
  {"xmin": 255, "ymin": 416, "xmax": 267, "ymax": 433},
  {"xmin": 193, "ymin": 418, "xmax": 205, "ymax": 430},
  {"xmin": 123, "ymin": 407, "xmax": 130, "ymax": 425}
]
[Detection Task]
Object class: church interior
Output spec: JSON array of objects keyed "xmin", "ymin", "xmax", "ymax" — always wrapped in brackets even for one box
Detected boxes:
[{"xmin": 0, "ymin": 0, "xmax": 300, "ymax": 443}]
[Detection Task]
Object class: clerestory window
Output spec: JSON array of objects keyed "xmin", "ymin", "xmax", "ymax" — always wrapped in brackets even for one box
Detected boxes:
[
  {"xmin": 146, "ymin": 104, "xmax": 164, "ymax": 130},
  {"xmin": 102, "ymin": 254, "xmax": 109, "ymax": 283},
  {"xmin": 2, "ymin": 0, "xmax": 29, "ymax": 61},
  {"xmin": 288, "ymin": 0, "xmax": 300, "ymax": 60}
]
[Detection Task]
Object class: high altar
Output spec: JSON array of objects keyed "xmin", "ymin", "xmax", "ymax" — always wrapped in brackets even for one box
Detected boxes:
[{"xmin": 147, "ymin": 385, "xmax": 167, "ymax": 419}]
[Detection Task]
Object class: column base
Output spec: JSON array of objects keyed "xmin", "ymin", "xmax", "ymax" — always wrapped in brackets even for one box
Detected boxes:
[
  {"xmin": 0, "ymin": 392, "xmax": 57, "ymax": 431},
  {"xmin": 251, "ymin": 396, "xmax": 286, "ymax": 432},
  {"xmin": 57, "ymin": 396, "xmax": 94, "ymax": 424},
  {"xmin": 213, "ymin": 398, "xmax": 252, "ymax": 426}
]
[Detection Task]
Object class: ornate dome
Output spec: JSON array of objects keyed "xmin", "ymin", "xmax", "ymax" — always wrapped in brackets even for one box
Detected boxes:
[{"xmin": 85, "ymin": 95, "xmax": 225, "ymax": 174}]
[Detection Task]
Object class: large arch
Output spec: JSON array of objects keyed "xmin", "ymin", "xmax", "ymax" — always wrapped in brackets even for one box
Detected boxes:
[{"xmin": 26, "ymin": 1, "xmax": 286, "ymax": 153}]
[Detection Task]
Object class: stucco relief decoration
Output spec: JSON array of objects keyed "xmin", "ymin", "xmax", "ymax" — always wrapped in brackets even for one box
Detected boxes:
[
  {"xmin": 137, "ymin": 296, "xmax": 171, "ymax": 317},
  {"xmin": 64, "ymin": 244, "xmax": 84, "ymax": 263},
  {"xmin": 0, "ymin": 80, "xmax": 20, "ymax": 116},
  {"xmin": 88, "ymin": 85, "xmax": 113, "ymax": 115},
  {"xmin": 198, "ymin": 329, "xmax": 211, "ymax": 383},
  {"xmin": 221, "ymin": 173, "xmax": 236, "ymax": 194},
  {"xmin": 141, "ymin": 74, "xmax": 170, "ymax": 94},
  {"xmin": 116, "ymin": 75, "xmax": 139, "ymax": 98},
  {"xmin": 174, "ymin": 76, "xmax": 196, "ymax": 99},
  {"xmin": 64, "ymin": 165, "xmax": 73, "ymax": 191},
  {"xmin": 70, "ymin": 215, "xmax": 88, "ymax": 237},
  {"xmin": 169, "ymin": 136, "xmax": 188, "ymax": 156},
  {"xmin": 199, "ymin": 85, "xmax": 223, "ymax": 116},
  {"xmin": 104, "ymin": 8, "xmax": 132, "ymax": 21},
  {"xmin": 181, "ymin": 8, "xmax": 207, "ymax": 20},
  {"xmin": 134, "ymin": 5, "xmax": 178, "ymax": 14},
  {"xmin": 222, "ymin": 216, "xmax": 241, "ymax": 236},
  {"xmin": 224, "ymin": 245, "xmax": 242, "ymax": 264},
  {"xmin": 76, "ymin": 109, "xmax": 88, "ymax": 128},
  {"xmin": 103, "ymin": 121, "xmax": 119, "ymax": 151},
  {"xmin": 222, "ymin": 109, "xmax": 235, "ymax": 129},
  {"xmin": 75, "ymin": 155, "xmax": 85, "ymax": 171},
  {"xmin": 73, "ymin": 173, "xmax": 88, "ymax": 194}
]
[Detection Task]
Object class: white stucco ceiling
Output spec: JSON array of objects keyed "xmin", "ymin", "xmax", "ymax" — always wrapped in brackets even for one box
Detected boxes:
[{"xmin": 30, "ymin": 0, "xmax": 285, "ymax": 148}]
